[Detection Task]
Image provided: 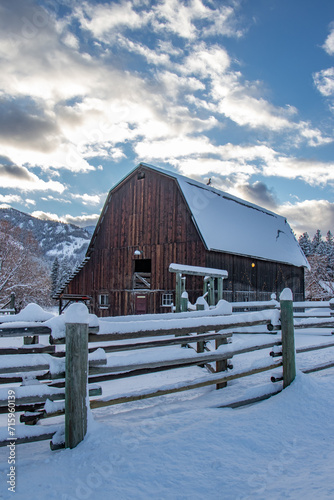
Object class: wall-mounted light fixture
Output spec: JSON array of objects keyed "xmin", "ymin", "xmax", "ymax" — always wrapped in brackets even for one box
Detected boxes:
[
  {"xmin": 134, "ymin": 250, "xmax": 143, "ymax": 256},
  {"xmin": 251, "ymin": 262, "xmax": 255, "ymax": 268}
]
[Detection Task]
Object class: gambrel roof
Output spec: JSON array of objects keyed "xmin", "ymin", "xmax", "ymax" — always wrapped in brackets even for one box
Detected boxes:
[{"xmin": 90, "ymin": 163, "xmax": 309, "ymax": 269}]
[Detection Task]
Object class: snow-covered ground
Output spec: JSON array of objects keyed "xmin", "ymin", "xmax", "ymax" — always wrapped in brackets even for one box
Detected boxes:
[{"xmin": 0, "ymin": 308, "xmax": 334, "ymax": 500}]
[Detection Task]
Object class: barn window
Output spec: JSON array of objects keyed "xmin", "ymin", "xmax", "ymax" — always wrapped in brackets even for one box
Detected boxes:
[
  {"xmin": 134, "ymin": 259, "xmax": 151, "ymax": 273},
  {"xmin": 137, "ymin": 171, "xmax": 145, "ymax": 180},
  {"xmin": 133, "ymin": 259, "xmax": 151, "ymax": 289},
  {"xmin": 161, "ymin": 293, "xmax": 173, "ymax": 307},
  {"xmin": 98, "ymin": 293, "xmax": 109, "ymax": 308}
]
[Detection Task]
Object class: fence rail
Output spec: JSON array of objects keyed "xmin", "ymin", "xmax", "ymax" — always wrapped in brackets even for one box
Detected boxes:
[{"xmin": 0, "ymin": 291, "xmax": 334, "ymax": 451}]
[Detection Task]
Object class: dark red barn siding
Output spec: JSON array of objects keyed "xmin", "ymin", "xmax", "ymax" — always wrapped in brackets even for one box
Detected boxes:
[
  {"xmin": 67, "ymin": 166, "xmax": 206, "ymax": 316},
  {"xmin": 65, "ymin": 164, "xmax": 305, "ymax": 316},
  {"xmin": 205, "ymin": 251, "xmax": 304, "ymax": 302}
]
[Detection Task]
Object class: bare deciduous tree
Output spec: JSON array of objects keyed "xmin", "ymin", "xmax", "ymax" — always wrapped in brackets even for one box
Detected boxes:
[
  {"xmin": 0, "ymin": 221, "xmax": 52, "ymax": 310},
  {"xmin": 305, "ymin": 255, "xmax": 334, "ymax": 300}
]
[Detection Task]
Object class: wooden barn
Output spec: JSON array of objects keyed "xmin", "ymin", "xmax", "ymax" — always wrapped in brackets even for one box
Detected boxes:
[{"xmin": 59, "ymin": 163, "xmax": 309, "ymax": 316}]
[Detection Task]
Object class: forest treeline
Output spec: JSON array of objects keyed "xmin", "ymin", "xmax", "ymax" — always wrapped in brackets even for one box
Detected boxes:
[{"xmin": 298, "ymin": 229, "xmax": 334, "ymax": 299}]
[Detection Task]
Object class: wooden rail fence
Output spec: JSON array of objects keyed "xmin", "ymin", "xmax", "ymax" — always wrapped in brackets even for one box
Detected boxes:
[{"xmin": 0, "ymin": 290, "xmax": 333, "ymax": 450}]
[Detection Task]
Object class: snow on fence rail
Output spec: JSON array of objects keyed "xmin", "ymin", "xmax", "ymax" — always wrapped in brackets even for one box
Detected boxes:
[{"xmin": 0, "ymin": 292, "xmax": 334, "ymax": 451}]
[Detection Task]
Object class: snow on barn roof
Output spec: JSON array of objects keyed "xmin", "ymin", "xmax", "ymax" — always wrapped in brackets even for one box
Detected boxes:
[
  {"xmin": 137, "ymin": 164, "xmax": 309, "ymax": 269},
  {"xmin": 93, "ymin": 163, "xmax": 308, "ymax": 269}
]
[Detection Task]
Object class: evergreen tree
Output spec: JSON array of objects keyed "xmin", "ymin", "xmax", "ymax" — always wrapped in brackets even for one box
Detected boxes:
[
  {"xmin": 325, "ymin": 231, "xmax": 334, "ymax": 257},
  {"xmin": 51, "ymin": 257, "xmax": 59, "ymax": 297},
  {"xmin": 326, "ymin": 230, "xmax": 334, "ymax": 246},
  {"xmin": 57, "ymin": 258, "xmax": 73, "ymax": 291},
  {"xmin": 298, "ymin": 232, "xmax": 312, "ymax": 256},
  {"xmin": 311, "ymin": 229, "xmax": 322, "ymax": 253},
  {"xmin": 305, "ymin": 229, "xmax": 334, "ymax": 298},
  {"xmin": 325, "ymin": 231, "xmax": 334, "ymax": 278}
]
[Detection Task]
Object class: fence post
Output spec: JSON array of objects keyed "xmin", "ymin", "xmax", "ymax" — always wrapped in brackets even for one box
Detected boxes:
[
  {"xmin": 196, "ymin": 301, "xmax": 205, "ymax": 354},
  {"xmin": 65, "ymin": 304, "xmax": 89, "ymax": 449},
  {"xmin": 280, "ymin": 288, "xmax": 296, "ymax": 389},
  {"xmin": 175, "ymin": 272, "xmax": 182, "ymax": 313},
  {"xmin": 217, "ymin": 277, "xmax": 223, "ymax": 302},
  {"xmin": 330, "ymin": 299, "xmax": 334, "ymax": 335},
  {"xmin": 9, "ymin": 293, "xmax": 15, "ymax": 313},
  {"xmin": 208, "ymin": 277, "xmax": 215, "ymax": 306},
  {"xmin": 216, "ymin": 336, "xmax": 228, "ymax": 389},
  {"xmin": 180, "ymin": 291, "xmax": 188, "ymax": 312}
]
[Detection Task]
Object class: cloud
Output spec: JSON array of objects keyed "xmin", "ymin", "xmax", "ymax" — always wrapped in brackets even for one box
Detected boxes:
[
  {"xmin": 322, "ymin": 23, "xmax": 334, "ymax": 55},
  {"xmin": 313, "ymin": 67, "xmax": 334, "ymax": 97},
  {"xmin": 31, "ymin": 210, "xmax": 99, "ymax": 227},
  {"xmin": 0, "ymin": 155, "xmax": 65, "ymax": 192},
  {"xmin": 136, "ymin": 136, "xmax": 334, "ymax": 188},
  {"xmin": 0, "ymin": 193, "xmax": 22, "ymax": 204},
  {"xmin": 278, "ymin": 200, "xmax": 334, "ymax": 237},
  {"xmin": 116, "ymin": 36, "xmax": 172, "ymax": 66},
  {"xmin": 71, "ymin": 193, "xmax": 103, "ymax": 206},
  {"xmin": 0, "ymin": 96, "xmax": 60, "ymax": 152},
  {"xmin": 76, "ymin": 1, "xmax": 149, "ymax": 39},
  {"xmin": 135, "ymin": 136, "xmax": 217, "ymax": 160},
  {"xmin": 24, "ymin": 199, "xmax": 36, "ymax": 206},
  {"xmin": 31, "ymin": 210, "xmax": 63, "ymax": 222},
  {"xmin": 63, "ymin": 213, "xmax": 100, "ymax": 227},
  {"xmin": 182, "ymin": 43, "xmax": 231, "ymax": 77},
  {"xmin": 76, "ymin": 0, "xmax": 242, "ymax": 42},
  {"xmin": 179, "ymin": 43, "xmax": 330, "ymax": 145},
  {"xmin": 151, "ymin": 0, "xmax": 242, "ymax": 40},
  {"xmin": 262, "ymin": 156, "xmax": 334, "ymax": 185},
  {"xmin": 0, "ymin": 155, "xmax": 33, "ymax": 180},
  {"xmin": 172, "ymin": 157, "xmax": 257, "ymax": 179},
  {"xmin": 236, "ymin": 181, "xmax": 278, "ymax": 210},
  {"xmin": 313, "ymin": 24, "xmax": 334, "ymax": 111},
  {"xmin": 216, "ymin": 95, "xmax": 295, "ymax": 131},
  {"xmin": 0, "ymin": 0, "xmax": 328, "ymax": 188}
]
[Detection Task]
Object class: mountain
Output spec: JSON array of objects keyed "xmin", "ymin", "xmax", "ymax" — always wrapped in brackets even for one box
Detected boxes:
[
  {"xmin": 83, "ymin": 225, "xmax": 96, "ymax": 236},
  {"xmin": 0, "ymin": 207, "xmax": 91, "ymax": 266}
]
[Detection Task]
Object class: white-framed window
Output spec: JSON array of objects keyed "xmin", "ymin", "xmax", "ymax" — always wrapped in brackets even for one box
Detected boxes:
[
  {"xmin": 98, "ymin": 294, "xmax": 109, "ymax": 308},
  {"xmin": 161, "ymin": 293, "xmax": 173, "ymax": 307}
]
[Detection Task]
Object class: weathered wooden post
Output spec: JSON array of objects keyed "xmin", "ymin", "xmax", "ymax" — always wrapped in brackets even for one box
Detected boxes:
[
  {"xmin": 175, "ymin": 272, "xmax": 182, "ymax": 313},
  {"xmin": 217, "ymin": 277, "xmax": 223, "ymax": 302},
  {"xmin": 180, "ymin": 291, "xmax": 189, "ymax": 347},
  {"xmin": 208, "ymin": 277, "xmax": 215, "ymax": 306},
  {"xmin": 216, "ymin": 336, "xmax": 228, "ymax": 389},
  {"xmin": 196, "ymin": 299, "xmax": 205, "ymax": 354},
  {"xmin": 203, "ymin": 277, "xmax": 209, "ymax": 301},
  {"xmin": 9, "ymin": 292, "xmax": 15, "ymax": 313},
  {"xmin": 280, "ymin": 288, "xmax": 296, "ymax": 388},
  {"xmin": 180, "ymin": 291, "xmax": 188, "ymax": 312},
  {"xmin": 65, "ymin": 303, "xmax": 89, "ymax": 449}
]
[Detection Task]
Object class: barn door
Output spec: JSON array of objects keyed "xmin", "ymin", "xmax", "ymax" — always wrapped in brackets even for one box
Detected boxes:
[{"xmin": 135, "ymin": 294, "xmax": 147, "ymax": 315}]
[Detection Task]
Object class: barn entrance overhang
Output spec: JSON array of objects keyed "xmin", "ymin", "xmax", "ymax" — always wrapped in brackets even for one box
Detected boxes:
[
  {"xmin": 169, "ymin": 263, "xmax": 228, "ymax": 311},
  {"xmin": 56, "ymin": 294, "xmax": 92, "ymax": 315}
]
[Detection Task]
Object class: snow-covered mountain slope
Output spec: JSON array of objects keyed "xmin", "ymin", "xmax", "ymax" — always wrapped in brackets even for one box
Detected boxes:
[{"xmin": 0, "ymin": 207, "xmax": 91, "ymax": 265}]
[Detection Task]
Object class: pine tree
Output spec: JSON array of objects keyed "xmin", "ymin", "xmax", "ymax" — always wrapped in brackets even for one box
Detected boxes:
[
  {"xmin": 326, "ymin": 230, "xmax": 334, "ymax": 246},
  {"xmin": 311, "ymin": 229, "xmax": 322, "ymax": 253},
  {"xmin": 57, "ymin": 258, "xmax": 73, "ymax": 291},
  {"xmin": 51, "ymin": 257, "xmax": 59, "ymax": 297},
  {"xmin": 325, "ymin": 231, "xmax": 334, "ymax": 258},
  {"xmin": 298, "ymin": 232, "xmax": 312, "ymax": 256},
  {"xmin": 325, "ymin": 231, "xmax": 334, "ymax": 278}
]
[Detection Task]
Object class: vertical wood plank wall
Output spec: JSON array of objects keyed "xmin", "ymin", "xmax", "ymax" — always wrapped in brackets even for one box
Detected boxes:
[{"xmin": 67, "ymin": 166, "xmax": 305, "ymax": 316}]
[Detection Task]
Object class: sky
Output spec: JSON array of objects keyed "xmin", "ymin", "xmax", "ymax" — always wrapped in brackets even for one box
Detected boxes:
[{"xmin": 0, "ymin": 0, "xmax": 333, "ymax": 238}]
